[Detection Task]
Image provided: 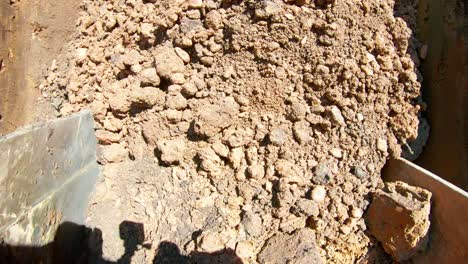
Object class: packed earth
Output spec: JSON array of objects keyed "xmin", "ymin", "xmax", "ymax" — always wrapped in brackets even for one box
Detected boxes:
[{"xmin": 39, "ymin": 0, "xmax": 426, "ymax": 263}]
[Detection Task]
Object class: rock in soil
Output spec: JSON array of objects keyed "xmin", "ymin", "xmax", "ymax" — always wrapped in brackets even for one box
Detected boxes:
[
  {"xmin": 157, "ymin": 138, "xmax": 186, "ymax": 165},
  {"xmin": 258, "ymin": 228, "xmax": 323, "ymax": 264},
  {"xmin": 365, "ymin": 181, "xmax": 432, "ymax": 261},
  {"xmin": 98, "ymin": 143, "xmax": 128, "ymax": 164}
]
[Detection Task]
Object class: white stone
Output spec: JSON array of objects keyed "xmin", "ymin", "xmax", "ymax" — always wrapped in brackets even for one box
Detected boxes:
[
  {"xmin": 75, "ymin": 48, "xmax": 88, "ymax": 62},
  {"xmin": 357, "ymin": 113, "xmax": 364, "ymax": 122},
  {"xmin": 212, "ymin": 142, "xmax": 229, "ymax": 158},
  {"xmin": 130, "ymin": 64, "xmax": 142, "ymax": 73},
  {"xmin": 140, "ymin": 23, "xmax": 154, "ymax": 37},
  {"xmin": 311, "ymin": 185, "xmax": 326, "ymax": 202},
  {"xmin": 330, "ymin": 148, "xmax": 342, "ymax": 158},
  {"xmin": 329, "ymin": 106, "xmax": 345, "ymax": 125},
  {"xmin": 199, "ymin": 232, "xmax": 225, "ymax": 252},
  {"xmin": 351, "ymin": 208, "xmax": 363, "ymax": 218},
  {"xmin": 269, "ymin": 127, "xmax": 286, "ymax": 146},
  {"xmin": 377, "ymin": 138, "xmax": 388, "ymax": 152},
  {"xmin": 175, "ymin": 47, "xmax": 191, "ymax": 63},
  {"xmin": 170, "ymin": 72, "xmax": 186, "ymax": 84},
  {"xmin": 187, "ymin": 0, "xmax": 203, "ymax": 9},
  {"xmin": 236, "ymin": 241, "xmax": 254, "ymax": 259}
]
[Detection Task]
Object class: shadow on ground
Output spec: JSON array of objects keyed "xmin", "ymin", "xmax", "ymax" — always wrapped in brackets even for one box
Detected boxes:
[{"xmin": 0, "ymin": 221, "xmax": 243, "ymax": 264}]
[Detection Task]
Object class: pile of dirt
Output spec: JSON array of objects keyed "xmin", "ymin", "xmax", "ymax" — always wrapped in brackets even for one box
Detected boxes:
[{"xmin": 39, "ymin": 0, "xmax": 424, "ymax": 262}]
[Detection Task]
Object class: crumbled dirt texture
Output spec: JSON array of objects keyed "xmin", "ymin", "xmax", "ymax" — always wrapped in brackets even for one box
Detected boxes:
[
  {"xmin": 258, "ymin": 228, "xmax": 323, "ymax": 264},
  {"xmin": 39, "ymin": 0, "xmax": 423, "ymax": 263}
]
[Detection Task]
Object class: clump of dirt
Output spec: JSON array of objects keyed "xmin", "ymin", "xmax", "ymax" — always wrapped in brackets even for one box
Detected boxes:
[
  {"xmin": 40, "ymin": 0, "xmax": 423, "ymax": 263},
  {"xmin": 366, "ymin": 181, "xmax": 432, "ymax": 262}
]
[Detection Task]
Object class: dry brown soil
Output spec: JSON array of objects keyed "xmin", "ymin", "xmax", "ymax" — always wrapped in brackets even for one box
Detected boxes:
[{"xmin": 8, "ymin": 0, "xmax": 430, "ymax": 263}]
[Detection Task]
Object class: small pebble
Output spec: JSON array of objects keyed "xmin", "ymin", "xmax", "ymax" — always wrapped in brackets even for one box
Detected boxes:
[
  {"xmin": 284, "ymin": 13, "xmax": 295, "ymax": 20},
  {"xmin": 187, "ymin": 0, "xmax": 203, "ymax": 9},
  {"xmin": 170, "ymin": 73, "xmax": 186, "ymax": 84},
  {"xmin": 419, "ymin": 44, "xmax": 428, "ymax": 60},
  {"xmin": 200, "ymin": 56, "xmax": 214, "ymax": 66},
  {"xmin": 186, "ymin": 10, "xmax": 201, "ymax": 19},
  {"xmin": 329, "ymin": 106, "xmax": 345, "ymax": 126},
  {"xmin": 255, "ymin": 1, "xmax": 281, "ymax": 19},
  {"xmin": 75, "ymin": 48, "xmax": 88, "ymax": 62},
  {"xmin": 377, "ymin": 138, "xmax": 388, "ymax": 152},
  {"xmin": 269, "ymin": 128, "xmax": 286, "ymax": 146},
  {"xmin": 351, "ymin": 208, "xmax": 363, "ymax": 218},
  {"xmin": 311, "ymin": 185, "xmax": 326, "ymax": 202},
  {"xmin": 353, "ymin": 166, "xmax": 368, "ymax": 178},
  {"xmin": 236, "ymin": 241, "xmax": 254, "ymax": 259},
  {"xmin": 340, "ymin": 225, "xmax": 352, "ymax": 235},
  {"xmin": 182, "ymin": 82, "xmax": 198, "ymax": 97},
  {"xmin": 357, "ymin": 113, "xmax": 364, "ymax": 122},
  {"xmin": 205, "ymin": 10, "xmax": 223, "ymax": 30},
  {"xmin": 130, "ymin": 64, "xmax": 142, "ymax": 73},
  {"xmin": 314, "ymin": 161, "xmax": 332, "ymax": 184},
  {"xmin": 288, "ymin": 102, "xmax": 307, "ymax": 121},
  {"xmin": 330, "ymin": 148, "xmax": 343, "ymax": 158},
  {"xmin": 175, "ymin": 47, "xmax": 191, "ymax": 63}
]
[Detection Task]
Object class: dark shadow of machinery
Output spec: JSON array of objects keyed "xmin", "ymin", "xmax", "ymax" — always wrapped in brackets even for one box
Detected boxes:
[
  {"xmin": 0, "ymin": 221, "xmax": 143, "ymax": 264},
  {"xmin": 0, "ymin": 221, "xmax": 243, "ymax": 264},
  {"xmin": 153, "ymin": 241, "xmax": 242, "ymax": 264}
]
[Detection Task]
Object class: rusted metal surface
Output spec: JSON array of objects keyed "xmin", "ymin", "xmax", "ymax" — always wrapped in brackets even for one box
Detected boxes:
[
  {"xmin": 0, "ymin": 110, "xmax": 99, "ymax": 245},
  {"xmin": 415, "ymin": 0, "xmax": 467, "ymax": 189},
  {"xmin": 0, "ymin": 0, "xmax": 82, "ymax": 134}
]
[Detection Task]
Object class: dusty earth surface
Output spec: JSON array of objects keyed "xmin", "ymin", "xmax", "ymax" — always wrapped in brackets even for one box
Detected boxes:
[{"xmin": 36, "ymin": 0, "xmax": 426, "ymax": 263}]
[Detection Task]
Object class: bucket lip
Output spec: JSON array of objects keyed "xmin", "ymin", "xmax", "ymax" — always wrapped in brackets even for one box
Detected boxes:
[
  {"xmin": 0, "ymin": 110, "xmax": 93, "ymax": 141},
  {"xmin": 393, "ymin": 157, "xmax": 468, "ymax": 198}
]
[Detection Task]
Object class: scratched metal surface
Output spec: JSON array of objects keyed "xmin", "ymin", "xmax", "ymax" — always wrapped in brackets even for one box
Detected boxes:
[{"xmin": 0, "ymin": 110, "xmax": 100, "ymax": 245}]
